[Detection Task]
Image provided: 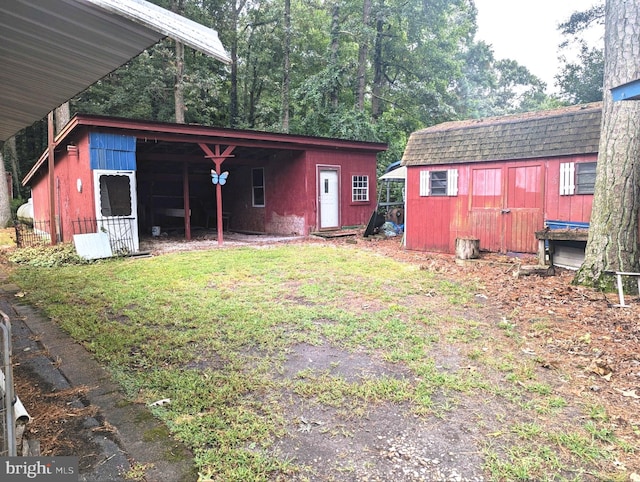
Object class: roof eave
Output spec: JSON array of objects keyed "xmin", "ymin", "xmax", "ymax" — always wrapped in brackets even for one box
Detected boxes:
[{"xmin": 83, "ymin": 0, "xmax": 231, "ymax": 64}]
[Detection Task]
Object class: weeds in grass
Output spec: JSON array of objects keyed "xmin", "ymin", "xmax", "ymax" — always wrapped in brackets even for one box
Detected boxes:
[
  {"xmin": 122, "ymin": 462, "xmax": 154, "ymax": 481},
  {"xmin": 9, "ymin": 243, "xmax": 92, "ymax": 267}
]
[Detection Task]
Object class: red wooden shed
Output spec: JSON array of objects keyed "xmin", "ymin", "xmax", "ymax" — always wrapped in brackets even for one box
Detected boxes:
[
  {"xmin": 401, "ymin": 103, "xmax": 602, "ymax": 263},
  {"xmin": 22, "ymin": 115, "xmax": 387, "ymax": 252}
]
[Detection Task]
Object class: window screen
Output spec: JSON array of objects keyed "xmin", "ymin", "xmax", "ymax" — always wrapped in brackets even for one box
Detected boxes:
[
  {"xmin": 576, "ymin": 162, "xmax": 596, "ymax": 194},
  {"xmin": 430, "ymin": 171, "xmax": 448, "ymax": 196},
  {"xmin": 99, "ymin": 175, "xmax": 132, "ymax": 216}
]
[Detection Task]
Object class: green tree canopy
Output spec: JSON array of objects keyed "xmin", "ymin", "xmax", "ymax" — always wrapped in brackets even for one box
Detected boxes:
[{"xmin": 9, "ymin": 0, "xmax": 558, "ymax": 182}]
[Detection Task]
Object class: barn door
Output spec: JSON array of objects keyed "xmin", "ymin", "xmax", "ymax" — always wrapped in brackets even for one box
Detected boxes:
[
  {"xmin": 470, "ymin": 167, "xmax": 503, "ymax": 252},
  {"xmin": 503, "ymin": 164, "xmax": 544, "ymax": 253},
  {"xmin": 93, "ymin": 170, "xmax": 139, "ymax": 253},
  {"xmin": 318, "ymin": 168, "xmax": 340, "ymax": 229}
]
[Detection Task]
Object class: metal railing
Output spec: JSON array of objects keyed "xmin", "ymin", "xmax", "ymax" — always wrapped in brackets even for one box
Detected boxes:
[
  {"xmin": 0, "ymin": 310, "xmax": 15, "ymax": 457},
  {"xmin": 72, "ymin": 217, "xmax": 137, "ymax": 255},
  {"xmin": 14, "ymin": 220, "xmax": 51, "ymax": 248},
  {"xmin": 14, "ymin": 218, "xmax": 137, "ymax": 255}
]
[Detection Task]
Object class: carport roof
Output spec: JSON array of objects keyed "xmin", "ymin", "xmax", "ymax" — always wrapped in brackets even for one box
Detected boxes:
[
  {"xmin": 22, "ymin": 114, "xmax": 389, "ymax": 185},
  {"xmin": 1, "ymin": 0, "xmax": 230, "ymax": 142}
]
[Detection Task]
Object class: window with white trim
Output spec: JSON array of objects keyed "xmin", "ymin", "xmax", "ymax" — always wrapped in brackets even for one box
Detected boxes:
[
  {"xmin": 352, "ymin": 175, "xmax": 369, "ymax": 202},
  {"xmin": 252, "ymin": 168, "xmax": 265, "ymax": 206},
  {"xmin": 560, "ymin": 162, "xmax": 596, "ymax": 195},
  {"xmin": 419, "ymin": 169, "xmax": 458, "ymax": 196}
]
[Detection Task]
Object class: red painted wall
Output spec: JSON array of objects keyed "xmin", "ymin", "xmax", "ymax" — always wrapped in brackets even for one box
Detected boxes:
[
  {"xmin": 405, "ymin": 155, "xmax": 596, "ymax": 254},
  {"xmin": 307, "ymin": 150, "xmax": 377, "ymax": 232},
  {"xmin": 30, "ymin": 134, "xmax": 95, "ymax": 242},
  {"xmin": 264, "ymin": 151, "xmax": 309, "ymax": 235},
  {"xmin": 212, "ymin": 149, "xmax": 377, "ymax": 236},
  {"xmin": 544, "ymin": 155, "xmax": 595, "ymax": 222}
]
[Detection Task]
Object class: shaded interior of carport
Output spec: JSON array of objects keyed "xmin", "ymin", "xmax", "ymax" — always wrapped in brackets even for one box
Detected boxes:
[{"xmin": 133, "ymin": 134, "xmax": 303, "ymax": 241}]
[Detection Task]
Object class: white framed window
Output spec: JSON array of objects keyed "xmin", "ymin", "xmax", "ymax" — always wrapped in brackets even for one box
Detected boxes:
[
  {"xmin": 419, "ymin": 169, "xmax": 458, "ymax": 196},
  {"xmin": 560, "ymin": 162, "xmax": 596, "ymax": 195},
  {"xmin": 352, "ymin": 175, "xmax": 369, "ymax": 202},
  {"xmin": 252, "ymin": 168, "xmax": 265, "ymax": 207}
]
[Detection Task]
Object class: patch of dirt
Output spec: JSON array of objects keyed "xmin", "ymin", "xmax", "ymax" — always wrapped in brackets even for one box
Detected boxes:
[
  {"xmin": 271, "ymin": 398, "xmax": 486, "ymax": 482},
  {"xmin": 280, "ymin": 343, "xmax": 412, "ymax": 382},
  {"xmin": 273, "ymin": 342, "xmax": 488, "ymax": 481}
]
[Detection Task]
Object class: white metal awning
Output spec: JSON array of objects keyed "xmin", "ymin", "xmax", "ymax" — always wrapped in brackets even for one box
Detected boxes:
[
  {"xmin": 379, "ymin": 166, "xmax": 406, "ymax": 181},
  {"xmin": 0, "ymin": 0, "xmax": 231, "ymax": 142}
]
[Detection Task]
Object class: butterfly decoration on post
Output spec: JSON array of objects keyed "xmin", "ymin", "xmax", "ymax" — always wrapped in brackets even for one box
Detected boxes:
[{"xmin": 211, "ymin": 170, "xmax": 229, "ymax": 185}]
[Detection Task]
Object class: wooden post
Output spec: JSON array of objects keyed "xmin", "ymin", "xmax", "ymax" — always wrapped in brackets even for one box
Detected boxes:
[
  {"xmin": 455, "ymin": 237, "xmax": 480, "ymax": 260},
  {"xmin": 182, "ymin": 162, "xmax": 191, "ymax": 241},
  {"xmin": 48, "ymin": 112, "xmax": 56, "ymax": 245},
  {"xmin": 198, "ymin": 143, "xmax": 236, "ymax": 246}
]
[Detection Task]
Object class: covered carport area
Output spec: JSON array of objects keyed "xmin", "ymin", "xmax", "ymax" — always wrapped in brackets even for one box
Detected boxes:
[
  {"xmin": 1, "ymin": 0, "xmax": 230, "ymax": 242},
  {"xmin": 23, "ymin": 113, "xmax": 384, "ymax": 247}
]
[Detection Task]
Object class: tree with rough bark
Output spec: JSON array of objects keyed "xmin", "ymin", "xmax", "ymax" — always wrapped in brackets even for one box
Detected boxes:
[
  {"xmin": 172, "ymin": 0, "xmax": 186, "ymax": 123},
  {"xmin": 356, "ymin": 0, "xmax": 371, "ymax": 111},
  {"xmin": 0, "ymin": 146, "xmax": 12, "ymax": 227},
  {"xmin": 575, "ymin": 0, "xmax": 640, "ymax": 286},
  {"xmin": 4, "ymin": 137, "xmax": 20, "ymax": 198}
]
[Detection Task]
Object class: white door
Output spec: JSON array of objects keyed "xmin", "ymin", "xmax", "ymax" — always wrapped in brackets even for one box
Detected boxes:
[
  {"xmin": 93, "ymin": 170, "xmax": 139, "ymax": 253},
  {"xmin": 319, "ymin": 169, "xmax": 339, "ymax": 229}
]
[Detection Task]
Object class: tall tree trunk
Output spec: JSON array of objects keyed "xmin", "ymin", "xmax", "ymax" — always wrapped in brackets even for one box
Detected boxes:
[
  {"xmin": 371, "ymin": 12, "xmax": 384, "ymax": 120},
  {"xmin": 175, "ymin": 40, "xmax": 186, "ymax": 124},
  {"xmin": 229, "ymin": 0, "xmax": 247, "ymax": 128},
  {"xmin": 172, "ymin": 0, "xmax": 186, "ymax": 124},
  {"xmin": 55, "ymin": 102, "xmax": 70, "ymax": 132},
  {"xmin": 329, "ymin": 2, "xmax": 340, "ymax": 109},
  {"xmin": 282, "ymin": 0, "xmax": 291, "ymax": 132},
  {"xmin": 0, "ymin": 145, "xmax": 12, "ymax": 228},
  {"xmin": 5, "ymin": 137, "xmax": 19, "ymax": 198},
  {"xmin": 356, "ymin": 0, "xmax": 371, "ymax": 111},
  {"xmin": 575, "ymin": 0, "xmax": 640, "ymax": 286}
]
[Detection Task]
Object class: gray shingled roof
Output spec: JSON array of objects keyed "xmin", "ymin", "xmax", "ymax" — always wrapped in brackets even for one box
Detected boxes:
[{"xmin": 402, "ymin": 102, "xmax": 602, "ymax": 166}]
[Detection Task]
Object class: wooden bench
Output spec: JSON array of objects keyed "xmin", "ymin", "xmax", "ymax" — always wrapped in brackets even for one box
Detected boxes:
[{"xmin": 606, "ymin": 271, "xmax": 640, "ymax": 307}]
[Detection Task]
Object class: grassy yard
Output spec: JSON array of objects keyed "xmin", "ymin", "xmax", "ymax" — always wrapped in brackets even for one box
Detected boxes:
[{"xmin": 9, "ymin": 243, "xmax": 637, "ymax": 481}]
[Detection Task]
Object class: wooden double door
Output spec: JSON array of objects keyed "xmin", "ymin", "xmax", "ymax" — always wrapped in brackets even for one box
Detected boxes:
[{"xmin": 469, "ymin": 164, "xmax": 544, "ymax": 254}]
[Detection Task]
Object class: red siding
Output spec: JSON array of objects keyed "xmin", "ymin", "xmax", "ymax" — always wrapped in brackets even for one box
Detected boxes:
[
  {"xmin": 206, "ymin": 149, "xmax": 378, "ymax": 236},
  {"xmin": 30, "ymin": 134, "xmax": 95, "ymax": 243},
  {"xmin": 405, "ymin": 155, "xmax": 596, "ymax": 254},
  {"xmin": 544, "ymin": 155, "xmax": 596, "ymax": 223},
  {"xmin": 25, "ymin": 117, "xmax": 386, "ymax": 248},
  {"xmin": 307, "ymin": 151, "xmax": 377, "ymax": 232},
  {"xmin": 264, "ymin": 151, "xmax": 308, "ymax": 235}
]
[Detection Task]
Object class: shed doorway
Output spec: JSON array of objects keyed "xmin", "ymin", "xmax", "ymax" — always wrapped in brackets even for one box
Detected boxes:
[
  {"xmin": 318, "ymin": 168, "xmax": 340, "ymax": 229},
  {"xmin": 504, "ymin": 164, "xmax": 544, "ymax": 253},
  {"xmin": 93, "ymin": 170, "xmax": 139, "ymax": 253},
  {"xmin": 470, "ymin": 163, "xmax": 543, "ymax": 254}
]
